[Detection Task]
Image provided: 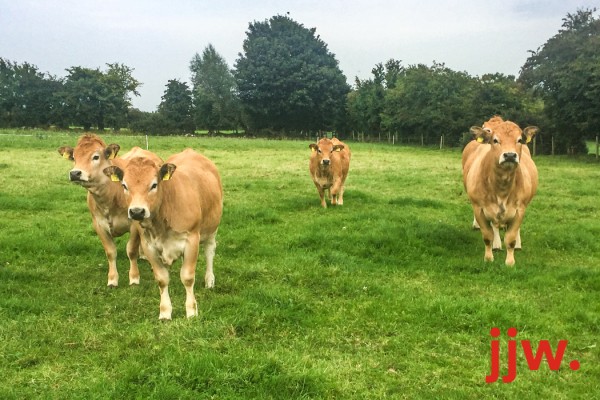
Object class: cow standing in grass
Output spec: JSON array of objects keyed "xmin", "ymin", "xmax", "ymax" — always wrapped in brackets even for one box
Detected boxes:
[
  {"xmin": 58, "ymin": 134, "xmax": 162, "ymax": 287},
  {"xmin": 104, "ymin": 149, "xmax": 223, "ymax": 320},
  {"xmin": 309, "ymin": 137, "xmax": 351, "ymax": 208},
  {"xmin": 462, "ymin": 118, "xmax": 539, "ymax": 266}
]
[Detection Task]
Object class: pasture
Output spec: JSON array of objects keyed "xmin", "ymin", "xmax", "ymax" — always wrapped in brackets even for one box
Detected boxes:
[{"xmin": 0, "ymin": 131, "xmax": 598, "ymax": 399}]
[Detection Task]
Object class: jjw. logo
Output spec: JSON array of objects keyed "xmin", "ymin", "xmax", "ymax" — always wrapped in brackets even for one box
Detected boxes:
[{"xmin": 486, "ymin": 327, "xmax": 580, "ymax": 383}]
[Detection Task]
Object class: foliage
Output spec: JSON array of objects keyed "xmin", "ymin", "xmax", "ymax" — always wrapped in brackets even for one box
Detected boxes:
[
  {"xmin": 519, "ymin": 8, "xmax": 600, "ymax": 154},
  {"xmin": 235, "ymin": 15, "xmax": 350, "ymax": 134},
  {"xmin": 156, "ymin": 79, "xmax": 195, "ymax": 134},
  {"xmin": 190, "ymin": 44, "xmax": 240, "ymax": 133},
  {"xmin": 0, "ymin": 59, "xmax": 63, "ymax": 128},
  {"xmin": 57, "ymin": 63, "xmax": 140, "ymax": 131},
  {"xmin": 0, "ymin": 132, "xmax": 598, "ymax": 398}
]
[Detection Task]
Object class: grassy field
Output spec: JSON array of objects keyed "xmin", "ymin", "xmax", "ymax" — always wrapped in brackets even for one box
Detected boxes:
[{"xmin": 0, "ymin": 130, "xmax": 598, "ymax": 399}]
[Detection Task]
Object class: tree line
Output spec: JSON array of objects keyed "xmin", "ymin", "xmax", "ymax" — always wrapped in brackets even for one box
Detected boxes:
[{"xmin": 1, "ymin": 9, "xmax": 598, "ymax": 154}]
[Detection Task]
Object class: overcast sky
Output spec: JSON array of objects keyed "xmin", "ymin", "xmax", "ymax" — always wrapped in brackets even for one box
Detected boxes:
[{"xmin": 1, "ymin": 0, "xmax": 596, "ymax": 112}]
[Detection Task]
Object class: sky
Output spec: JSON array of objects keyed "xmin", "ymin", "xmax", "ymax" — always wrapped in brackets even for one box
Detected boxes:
[{"xmin": 1, "ymin": 0, "xmax": 596, "ymax": 112}]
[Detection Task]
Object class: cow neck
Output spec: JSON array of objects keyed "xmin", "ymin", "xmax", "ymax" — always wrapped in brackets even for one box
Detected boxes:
[
  {"xmin": 87, "ymin": 176, "xmax": 126, "ymax": 210},
  {"xmin": 492, "ymin": 162, "xmax": 519, "ymax": 197}
]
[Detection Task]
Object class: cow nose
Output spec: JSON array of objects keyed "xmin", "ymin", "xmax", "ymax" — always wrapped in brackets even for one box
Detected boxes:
[
  {"xmin": 129, "ymin": 207, "xmax": 146, "ymax": 221},
  {"xmin": 504, "ymin": 152, "xmax": 518, "ymax": 163},
  {"xmin": 69, "ymin": 170, "xmax": 82, "ymax": 181},
  {"xmin": 322, "ymin": 159, "xmax": 330, "ymax": 166}
]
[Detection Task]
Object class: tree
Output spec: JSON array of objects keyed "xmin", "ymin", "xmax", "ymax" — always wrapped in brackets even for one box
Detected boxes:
[
  {"xmin": 156, "ymin": 79, "xmax": 195, "ymax": 134},
  {"xmin": 0, "ymin": 59, "xmax": 62, "ymax": 128},
  {"xmin": 58, "ymin": 64, "xmax": 140, "ymax": 131},
  {"xmin": 235, "ymin": 15, "xmax": 350, "ymax": 134},
  {"xmin": 519, "ymin": 8, "xmax": 600, "ymax": 154},
  {"xmin": 190, "ymin": 44, "xmax": 239, "ymax": 133}
]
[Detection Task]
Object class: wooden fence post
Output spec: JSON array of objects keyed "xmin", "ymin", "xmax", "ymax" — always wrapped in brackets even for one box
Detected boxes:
[{"xmin": 551, "ymin": 136, "xmax": 555, "ymax": 156}]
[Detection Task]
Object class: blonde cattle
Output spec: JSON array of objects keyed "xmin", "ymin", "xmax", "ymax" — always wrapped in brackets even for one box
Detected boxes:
[
  {"xmin": 309, "ymin": 138, "xmax": 351, "ymax": 208},
  {"xmin": 462, "ymin": 118, "xmax": 539, "ymax": 266},
  {"xmin": 58, "ymin": 134, "xmax": 162, "ymax": 287},
  {"xmin": 104, "ymin": 149, "xmax": 223, "ymax": 320}
]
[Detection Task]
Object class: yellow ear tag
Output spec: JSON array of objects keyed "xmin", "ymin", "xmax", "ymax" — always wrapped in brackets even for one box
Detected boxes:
[
  {"xmin": 336, "ymin": 148, "xmax": 341, "ymax": 152},
  {"xmin": 63, "ymin": 152, "xmax": 71, "ymax": 159},
  {"xmin": 110, "ymin": 174, "xmax": 120, "ymax": 182},
  {"xmin": 311, "ymin": 147, "xmax": 316, "ymax": 153},
  {"xmin": 476, "ymin": 137, "xmax": 484, "ymax": 143},
  {"xmin": 526, "ymin": 137, "xmax": 532, "ymax": 144},
  {"xmin": 162, "ymin": 172, "xmax": 171, "ymax": 181}
]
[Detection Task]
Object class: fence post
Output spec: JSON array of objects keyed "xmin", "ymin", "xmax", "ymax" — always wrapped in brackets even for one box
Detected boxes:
[
  {"xmin": 533, "ymin": 136, "xmax": 537, "ymax": 157},
  {"xmin": 439, "ymin": 135, "xmax": 444, "ymax": 149},
  {"xmin": 145, "ymin": 135, "xmax": 149, "ymax": 150},
  {"xmin": 551, "ymin": 136, "xmax": 555, "ymax": 156},
  {"xmin": 596, "ymin": 136, "xmax": 599, "ymax": 160}
]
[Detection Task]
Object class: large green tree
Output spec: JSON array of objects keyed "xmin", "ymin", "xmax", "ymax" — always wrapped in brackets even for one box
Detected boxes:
[
  {"xmin": 519, "ymin": 8, "xmax": 600, "ymax": 154},
  {"xmin": 58, "ymin": 63, "xmax": 140, "ymax": 131},
  {"xmin": 190, "ymin": 44, "xmax": 239, "ymax": 133},
  {"xmin": 235, "ymin": 15, "xmax": 350, "ymax": 134},
  {"xmin": 0, "ymin": 59, "xmax": 62, "ymax": 128},
  {"xmin": 156, "ymin": 79, "xmax": 195, "ymax": 134}
]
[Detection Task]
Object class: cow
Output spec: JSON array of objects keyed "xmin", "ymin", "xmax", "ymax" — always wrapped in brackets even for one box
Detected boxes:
[
  {"xmin": 103, "ymin": 149, "xmax": 223, "ymax": 320},
  {"xmin": 308, "ymin": 137, "xmax": 351, "ymax": 208},
  {"xmin": 462, "ymin": 117, "xmax": 539, "ymax": 265},
  {"xmin": 58, "ymin": 134, "xmax": 162, "ymax": 287}
]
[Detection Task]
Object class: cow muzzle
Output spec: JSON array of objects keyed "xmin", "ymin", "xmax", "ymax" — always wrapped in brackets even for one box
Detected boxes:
[
  {"xmin": 69, "ymin": 169, "xmax": 88, "ymax": 182},
  {"xmin": 321, "ymin": 159, "xmax": 330, "ymax": 166},
  {"xmin": 500, "ymin": 152, "xmax": 519, "ymax": 165},
  {"xmin": 128, "ymin": 207, "xmax": 149, "ymax": 221}
]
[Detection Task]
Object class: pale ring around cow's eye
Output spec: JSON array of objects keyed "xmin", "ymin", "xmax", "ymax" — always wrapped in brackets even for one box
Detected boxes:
[
  {"xmin": 493, "ymin": 138, "xmax": 499, "ymax": 144},
  {"xmin": 92, "ymin": 154, "xmax": 100, "ymax": 161},
  {"xmin": 150, "ymin": 183, "xmax": 158, "ymax": 191},
  {"xmin": 121, "ymin": 183, "xmax": 128, "ymax": 191}
]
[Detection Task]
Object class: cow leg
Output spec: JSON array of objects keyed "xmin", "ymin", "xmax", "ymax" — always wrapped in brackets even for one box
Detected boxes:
[
  {"xmin": 492, "ymin": 224, "xmax": 502, "ymax": 250},
  {"xmin": 338, "ymin": 184, "xmax": 345, "ymax": 205},
  {"xmin": 93, "ymin": 220, "xmax": 119, "ymax": 287},
  {"xmin": 504, "ymin": 217, "xmax": 524, "ymax": 266},
  {"xmin": 331, "ymin": 179, "xmax": 342, "ymax": 206},
  {"xmin": 152, "ymin": 263, "xmax": 172, "ymax": 320},
  {"xmin": 317, "ymin": 185, "xmax": 327, "ymax": 208},
  {"xmin": 471, "ymin": 216, "xmax": 480, "ymax": 230},
  {"xmin": 515, "ymin": 228, "xmax": 522, "ymax": 250},
  {"xmin": 182, "ymin": 233, "xmax": 201, "ymax": 318},
  {"xmin": 473, "ymin": 208, "xmax": 494, "ymax": 262},
  {"xmin": 203, "ymin": 232, "xmax": 217, "ymax": 289},
  {"xmin": 126, "ymin": 226, "xmax": 141, "ymax": 285}
]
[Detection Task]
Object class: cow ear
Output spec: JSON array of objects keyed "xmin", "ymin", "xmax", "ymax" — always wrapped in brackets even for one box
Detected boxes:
[
  {"xmin": 159, "ymin": 163, "xmax": 177, "ymax": 181},
  {"xmin": 522, "ymin": 126, "xmax": 539, "ymax": 144},
  {"xmin": 104, "ymin": 144, "xmax": 121, "ymax": 160},
  {"xmin": 58, "ymin": 146, "xmax": 74, "ymax": 161},
  {"xmin": 309, "ymin": 143, "xmax": 318, "ymax": 152},
  {"xmin": 470, "ymin": 126, "xmax": 492, "ymax": 143},
  {"xmin": 333, "ymin": 144, "xmax": 344, "ymax": 152},
  {"xmin": 103, "ymin": 166, "xmax": 123, "ymax": 182}
]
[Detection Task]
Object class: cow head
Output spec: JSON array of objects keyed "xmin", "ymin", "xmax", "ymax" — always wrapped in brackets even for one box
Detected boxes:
[
  {"xmin": 103, "ymin": 157, "xmax": 176, "ymax": 223},
  {"xmin": 309, "ymin": 138, "xmax": 344, "ymax": 167},
  {"xmin": 470, "ymin": 121, "xmax": 538, "ymax": 167},
  {"xmin": 58, "ymin": 134, "xmax": 120, "ymax": 187}
]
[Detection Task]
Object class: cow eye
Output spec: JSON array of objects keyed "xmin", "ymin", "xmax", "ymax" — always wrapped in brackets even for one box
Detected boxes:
[
  {"xmin": 317, "ymin": 148, "xmax": 322, "ymax": 153},
  {"xmin": 150, "ymin": 182, "xmax": 158, "ymax": 191},
  {"xmin": 517, "ymin": 137, "xmax": 523, "ymax": 144},
  {"xmin": 493, "ymin": 138, "xmax": 499, "ymax": 144},
  {"xmin": 121, "ymin": 183, "xmax": 128, "ymax": 191},
  {"xmin": 92, "ymin": 154, "xmax": 100, "ymax": 161}
]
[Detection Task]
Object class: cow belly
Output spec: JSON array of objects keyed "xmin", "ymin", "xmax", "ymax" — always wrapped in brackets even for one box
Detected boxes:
[
  {"xmin": 482, "ymin": 202, "xmax": 517, "ymax": 226},
  {"xmin": 314, "ymin": 176, "xmax": 332, "ymax": 189},
  {"xmin": 144, "ymin": 231, "xmax": 188, "ymax": 266}
]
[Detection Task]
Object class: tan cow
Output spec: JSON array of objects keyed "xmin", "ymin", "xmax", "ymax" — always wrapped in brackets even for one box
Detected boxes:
[
  {"xmin": 58, "ymin": 134, "xmax": 162, "ymax": 287},
  {"xmin": 462, "ymin": 117, "xmax": 539, "ymax": 265},
  {"xmin": 104, "ymin": 149, "xmax": 223, "ymax": 320},
  {"xmin": 309, "ymin": 137, "xmax": 351, "ymax": 208}
]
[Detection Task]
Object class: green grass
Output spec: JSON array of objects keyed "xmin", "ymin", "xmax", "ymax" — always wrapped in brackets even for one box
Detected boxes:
[{"xmin": 0, "ymin": 130, "xmax": 598, "ymax": 399}]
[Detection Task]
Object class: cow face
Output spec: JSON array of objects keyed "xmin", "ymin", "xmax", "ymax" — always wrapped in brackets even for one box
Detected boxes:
[
  {"xmin": 58, "ymin": 134, "xmax": 120, "ymax": 187},
  {"xmin": 470, "ymin": 121, "xmax": 538, "ymax": 167},
  {"xmin": 104, "ymin": 158, "xmax": 176, "ymax": 223},
  {"xmin": 309, "ymin": 138, "xmax": 344, "ymax": 167}
]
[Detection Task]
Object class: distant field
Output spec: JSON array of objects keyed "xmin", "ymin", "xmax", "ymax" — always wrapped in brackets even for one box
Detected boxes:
[{"xmin": 0, "ymin": 130, "xmax": 598, "ymax": 398}]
